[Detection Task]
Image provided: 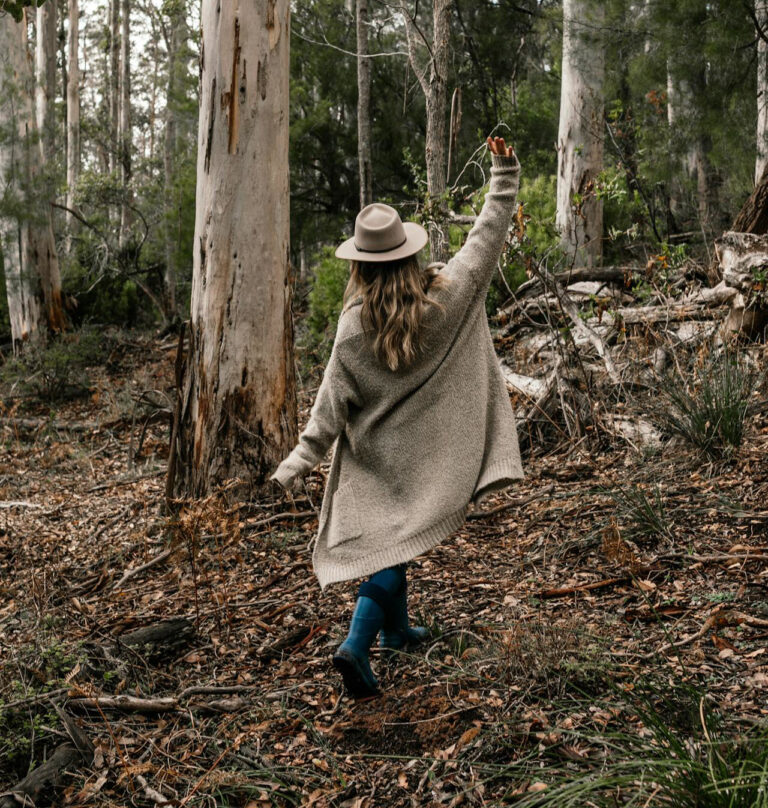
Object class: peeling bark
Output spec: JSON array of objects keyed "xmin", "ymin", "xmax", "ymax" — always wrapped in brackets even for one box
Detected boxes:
[
  {"xmin": 757, "ymin": 0, "xmax": 768, "ymax": 183},
  {"xmin": 556, "ymin": 0, "xmax": 604, "ymax": 267},
  {"xmin": 175, "ymin": 0, "xmax": 296, "ymax": 497},
  {"xmin": 33, "ymin": 2, "xmax": 67, "ymax": 333}
]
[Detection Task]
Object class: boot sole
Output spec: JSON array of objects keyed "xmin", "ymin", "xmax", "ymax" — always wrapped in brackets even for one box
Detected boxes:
[{"xmin": 332, "ymin": 649, "xmax": 380, "ymax": 699}]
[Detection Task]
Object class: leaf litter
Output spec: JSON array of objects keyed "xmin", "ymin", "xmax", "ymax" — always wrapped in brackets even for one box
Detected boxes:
[{"xmin": 0, "ymin": 331, "xmax": 767, "ymax": 807}]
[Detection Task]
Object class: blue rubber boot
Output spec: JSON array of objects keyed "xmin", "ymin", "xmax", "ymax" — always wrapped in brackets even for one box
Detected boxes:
[
  {"xmin": 379, "ymin": 564, "xmax": 430, "ymax": 652},
  {"xmin": 333, "ymin": 568, "xmax": 403, "ymax": 698}
]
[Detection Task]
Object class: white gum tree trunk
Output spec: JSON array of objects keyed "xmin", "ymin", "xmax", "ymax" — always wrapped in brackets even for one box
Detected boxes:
[
  {"xmin": 0, "ymin": 13, "xmax": 41, "ymax": 349},
  {"xmin": 109, "ymin": 0, "xmax": 119, "ymax": 175},
  {"xmin": 35, "ymin": 2, "xmax": 57, "ymax": 158},
  {"xmin": 66, "ymin": 0, "xmax": 80, "ymax": 229},
  {"xmin": 356, "ymin": 0, "xmax": 373, "ymax": 208},
  {"xmin": 404, "ymin": 0, "xmax": 452, "ymax": 264},
  {"xmin": 756, "ymin": 0, "xmax": 768, "ymax": 183},
  {"xmin": 32, "ymin": 2, "xmax": 67, "ymax": 333},
  {"xmin": 556, "ymin": 0, "xmax": 604, "ymax": 267},
  {"xmin": 175, "ymin": 0, "xmax": 296, "ymax": 497}
]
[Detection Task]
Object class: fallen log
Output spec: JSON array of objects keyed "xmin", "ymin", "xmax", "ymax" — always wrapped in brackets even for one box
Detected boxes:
[
  {"xmin": 513, "ymin": 266, "xmax": 642, "ymax": 300},
  {"xmin": 0, "ymin": 742, "xmax": 86, "ymax": 808},
  {"xmin": 117, "ymin": 617, "xmax": 196, "ymax": 663},
  {"xmin": 69, "ymin": 695, "xmax": 179, "ymax": 713},
  {"xmin": 587, "ymin": 305, "xmax": 728, "ymax": 327}
]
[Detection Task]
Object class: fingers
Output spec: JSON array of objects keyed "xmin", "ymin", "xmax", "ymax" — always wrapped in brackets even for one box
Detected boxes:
[{"xmin": 486, "ymin": 136, "xmax": 515, "ymax": 156}]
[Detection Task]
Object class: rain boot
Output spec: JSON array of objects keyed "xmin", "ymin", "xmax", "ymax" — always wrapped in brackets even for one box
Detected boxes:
[
  {"xmin": 379, "ymin": 564, "xmax": 430, "ymax": 652},
  {"xmin": 332, "ymin": 567, "xmax": 404, "ymax": 698}
]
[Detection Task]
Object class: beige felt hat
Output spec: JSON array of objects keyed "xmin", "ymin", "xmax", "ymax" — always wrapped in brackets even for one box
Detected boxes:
[{"xmin": 335, "ymin": 203, "xmax": 428, "ymax": 262}]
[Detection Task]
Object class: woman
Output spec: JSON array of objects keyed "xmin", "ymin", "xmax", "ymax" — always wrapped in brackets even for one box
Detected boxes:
[{"xmin": 272, "ymin": 136, "xmax": 524, "ymax": 698}]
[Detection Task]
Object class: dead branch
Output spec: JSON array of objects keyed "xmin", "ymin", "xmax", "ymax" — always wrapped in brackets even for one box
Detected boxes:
[
  {"xmin": 537, "ymin": 576, "xmax": 631, "ymax": 599},
  {"xmin": 467, "ymin": 484, "xmax": 556, "ymax": 520},
  {"xmin": 111, "ymin": 547, "xmax": 173, "ymax": 591},
  {"xmin": 68, "ymin": 695, "xmax": 179, "ymax": 713},
  {"xmin": 0, "ymin": 742, "xmax": 89, "ymax": 808}
]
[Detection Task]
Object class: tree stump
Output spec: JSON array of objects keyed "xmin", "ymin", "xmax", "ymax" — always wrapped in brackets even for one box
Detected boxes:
[{"xmin": 716, "ymin": 231, "xmax": 768, "ymax": 339}]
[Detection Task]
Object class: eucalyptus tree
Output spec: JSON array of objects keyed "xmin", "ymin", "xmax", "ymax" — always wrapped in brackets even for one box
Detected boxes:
[
  {"xmin": 0, "ymin": 7, "xmax": 65, "ymax": 347},
  {"xmin": 556, "ymin": 0, "xmax": 605, "ymax": 266},
  {"xmin": 174, "ymin": 0, "xmax": 297, "ymax": 496}
]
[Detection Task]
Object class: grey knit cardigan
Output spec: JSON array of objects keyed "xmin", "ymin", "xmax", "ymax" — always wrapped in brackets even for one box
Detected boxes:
[{"xmin": 272, "ymin": 153, "xmax": 524, "ymax": 590}]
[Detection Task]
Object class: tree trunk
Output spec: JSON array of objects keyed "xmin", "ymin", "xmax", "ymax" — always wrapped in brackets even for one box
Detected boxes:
[
  {"xmin": 0, "ymin": 14, "xmax": 42, "ymax": 349},
  {"xmin": 732, "ymin": 162, "xmax": 768, "ymax": 233},
  {"xmin": 109, "ymin": 0, "xmax": 119, "ymax": 175},
  {"xmin": 403, "ymin": 0, "xmax": 451, "ymax": 263},
  {"xmin": 118, "ymin": 0, "xmax": 131, "ymax": 243},
  {"xmin": 757, "ymin": 0, "xmax": 768, "ymax": 183},
  {"xmin": 356, "ymin": 0, "xmax": 373, "ymax": 208},
  {"xmin": 175, "ymin": 0, "xmax": 297, "ymax": 497},
  {"xmin": 556, "ymin": 0, "xmax": 604, "ymax": 267},
  {"xmin": 163, "ymin": 3, "xmax": 186, "ymax": 318},
  {"xmin": 66, "ymin": 0, "xmax": 80, "ymax": 233},
  {"xmin": 31, "ymin": 2, "xmax": 67, "ymax": 334},
  {"xmin": 35, "ymin": 1, "xmax": 57, "ymax": 159}
]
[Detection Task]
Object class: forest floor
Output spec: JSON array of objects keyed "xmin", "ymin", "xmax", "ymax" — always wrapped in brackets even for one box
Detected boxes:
[{"xmin": 1, "ymin": 330, "xmax": 767, "ymax": 808}]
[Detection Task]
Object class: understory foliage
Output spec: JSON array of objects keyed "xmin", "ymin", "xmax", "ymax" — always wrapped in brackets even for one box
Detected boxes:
[
  {"xmin": 654, "ymin": 350, "xmax": 760, "ymax": 458},
  {"xmin": 516, "ymin": 682, "xmax": 768, "ymax": 807},
  {"xmin": 0, "ymin": 329, "xmax": 112, "ymax": 402}
]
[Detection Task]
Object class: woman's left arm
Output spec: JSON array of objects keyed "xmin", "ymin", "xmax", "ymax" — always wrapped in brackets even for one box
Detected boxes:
[{"xmin": 271, "ymin": 340, "xmax": 362, "ymax": 490}]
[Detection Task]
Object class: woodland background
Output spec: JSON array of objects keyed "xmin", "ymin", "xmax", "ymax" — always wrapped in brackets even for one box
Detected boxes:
[{"xmin": 1, "ymin": 1, "xmax": 768, "ymax": 807}]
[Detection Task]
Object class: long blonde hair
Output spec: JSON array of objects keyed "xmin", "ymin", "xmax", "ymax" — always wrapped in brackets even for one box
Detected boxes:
[{"xmin": 343, "ymin": 256, "xmax": 447, "ymax": 371}]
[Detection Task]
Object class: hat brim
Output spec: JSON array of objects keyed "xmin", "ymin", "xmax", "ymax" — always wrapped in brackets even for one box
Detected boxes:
[{"xmin": 335, "ymin": 221, "xmax": 429, "ymax": 262}]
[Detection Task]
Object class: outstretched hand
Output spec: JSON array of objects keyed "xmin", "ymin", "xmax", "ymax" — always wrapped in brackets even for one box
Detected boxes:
[{"xmin": 486, "ymin": 136, "xmax": 515, "ymax": 157}]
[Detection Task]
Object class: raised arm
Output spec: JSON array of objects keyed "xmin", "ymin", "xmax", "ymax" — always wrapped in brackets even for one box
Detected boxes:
[
  {"xmin": 271, "ymin": 339, "xmax": 363, "ymax": 490},
  {"xmin": 447, "ymin": 137, "xmax": 521, "ymax": 294}
]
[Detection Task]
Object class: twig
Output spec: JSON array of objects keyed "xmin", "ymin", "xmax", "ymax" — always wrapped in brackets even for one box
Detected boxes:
[
  {"xmin": 0, "ymin": 687, "xmax": 69, "ymax": 711},
  {"xmin": 467, "ymin": 485, "xmax": 555, "ymax": 520},
  {"xmin": 243, "ymin": 510, "xmax": 317, "ymax": 530},
  {"xmin": 178, "ymin": 684, "xmax": 257, "ymax": 700},
  {"xmin": 537, "ymin": 576, "xmax": 630, "ymax": 599},
  {"xmin": 88, "ymin": 469, "xmax": 165, "ymax": 492},
  {"xmin": 111, "ymin": 547, "xmax": 173, "ymax": 591}
]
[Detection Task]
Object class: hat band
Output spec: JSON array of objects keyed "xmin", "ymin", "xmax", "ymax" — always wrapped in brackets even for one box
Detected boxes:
[{"xmin": 353, "ymin": 234, "xmax": 408, "ymax": 253}]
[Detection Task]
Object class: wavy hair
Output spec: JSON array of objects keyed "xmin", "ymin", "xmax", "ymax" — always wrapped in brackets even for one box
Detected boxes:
[{"xmin": 343, "ymin": 256, "xmax": 448, "ymax": 371}]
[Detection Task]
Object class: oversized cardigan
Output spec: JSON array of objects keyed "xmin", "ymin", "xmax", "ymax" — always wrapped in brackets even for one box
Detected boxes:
[{"xmin": 272, "ymin": 153, "xmax": 524, "ymax": 590}]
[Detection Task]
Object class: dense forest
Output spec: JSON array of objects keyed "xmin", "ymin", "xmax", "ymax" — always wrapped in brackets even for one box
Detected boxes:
[{"xmin": 1, "ymin": 0, "xmax": 768, "ymax": 806}]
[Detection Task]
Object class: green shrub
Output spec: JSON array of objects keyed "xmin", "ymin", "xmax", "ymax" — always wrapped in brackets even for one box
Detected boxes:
[
  {"xmin": 607, "ymin": 483, "xmax": 672, "ymax": 545},
  {"xmin": 0, "ymin": 328, "xmax": 111, "ymax": 402},
  {"xmin": 654, "ymin": 351, "xmax": 759, "ymax": 458},
  {"xmin": 516, "ymin": 681, "xmax": 768, "ymax": 808},
  {"xmin": 63, "ymin": 248, "xmax": 141, "ymax": 327},
  {"xmin": 304, "ymin": 246, "xmax": 350, "ymax": 360}
]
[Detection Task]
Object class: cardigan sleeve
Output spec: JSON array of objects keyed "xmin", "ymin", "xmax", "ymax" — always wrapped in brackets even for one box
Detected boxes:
[
  {"xmin": 446, "ymin": 152, "xmax": 521, "ymax": 294},
  {"xmin": 270, "ymin": 339, "xmax": 363, "ymax": 489}
]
